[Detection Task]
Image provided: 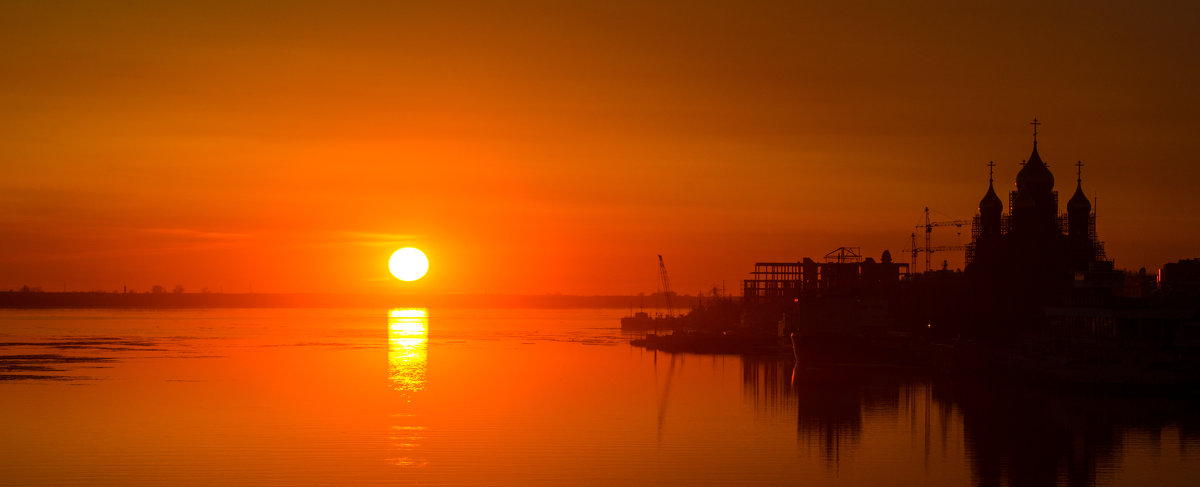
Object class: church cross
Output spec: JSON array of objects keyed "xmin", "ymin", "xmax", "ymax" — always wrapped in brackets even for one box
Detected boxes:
[
  {"xmin": 1075, "ymin": 160, "xmax": 1083, "ymax": 183},
  {"xmin": 987, "ymin": 161, "xmax": 996, "ymax": 183},
  {"xmin": 1030, "ymin": 117, "xmax": 1041, "ymax": 144}
]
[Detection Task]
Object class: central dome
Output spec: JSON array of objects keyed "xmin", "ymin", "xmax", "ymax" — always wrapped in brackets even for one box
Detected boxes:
[{"xmin": 1016, "ymin": 145, "xmax": 1055, "ymax": 192}]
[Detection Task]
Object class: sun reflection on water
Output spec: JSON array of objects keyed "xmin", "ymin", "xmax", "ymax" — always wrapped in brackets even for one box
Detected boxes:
[
  {"xmin": 387, "ymin": 308, "xmax": 430, "ymax": 468},
  {"xmin": 388, "ymin": 308, "xmax": 428, "ymax": 395}
]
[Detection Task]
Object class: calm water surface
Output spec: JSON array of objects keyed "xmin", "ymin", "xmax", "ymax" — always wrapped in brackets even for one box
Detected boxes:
[{"xmin": 1, "ymin": 308, "xmax": 1198, "ymax": 486}]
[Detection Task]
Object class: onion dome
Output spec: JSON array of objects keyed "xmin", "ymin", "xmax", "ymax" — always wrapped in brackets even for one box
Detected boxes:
[
  {"xmin": 979, "ymin": 182, "xmax": 1003, "ymax": 212},
  {"xmin": 1067, "ymin": 181, "xmax": 1091, "ymax": 213},
  {"xmin": 1016, "ymin": 145, "xmax": 1055, "ymax": 192}
]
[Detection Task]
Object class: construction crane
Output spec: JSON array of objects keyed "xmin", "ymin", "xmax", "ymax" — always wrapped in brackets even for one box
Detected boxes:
[
  {"xmin": 905, "ymin": 237, "xmax": 968, "ymax": 271},
  {"xmin": 657, "ymin": 255, "xmax": 675, "ymax": 317},
  {"xmin": 906, "ymin": 207, "xmax": 970, "ymax": 273}
]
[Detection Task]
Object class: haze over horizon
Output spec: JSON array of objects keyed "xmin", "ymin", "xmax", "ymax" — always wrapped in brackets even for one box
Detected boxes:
[{"xmin": 4, "ymin": 1, "xmax": 1199, "ymax": 295}]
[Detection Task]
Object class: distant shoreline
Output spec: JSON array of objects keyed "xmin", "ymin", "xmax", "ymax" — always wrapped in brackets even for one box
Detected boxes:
[{"xmin": 0, "ymin": 291, "xmax": 705, "ymax": 310}]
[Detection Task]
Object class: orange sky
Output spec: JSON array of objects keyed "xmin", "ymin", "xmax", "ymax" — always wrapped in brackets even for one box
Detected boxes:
[{"xmin": 3, "ymin": 1, "xmax": 1199, "ymax": 295}]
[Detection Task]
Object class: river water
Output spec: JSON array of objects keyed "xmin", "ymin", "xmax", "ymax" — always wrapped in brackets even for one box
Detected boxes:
[{"xmin": 1, "ymin": 308, "xmax": 1198, "ymax": 486}]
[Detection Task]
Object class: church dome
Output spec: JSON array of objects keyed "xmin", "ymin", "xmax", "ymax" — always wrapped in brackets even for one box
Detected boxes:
[
  {"xmin": 979, "ymin": 182, "xmax": 1003, "ymax": 212},
  {"xmin": 1016, "ymin": 145, "xmax": 1055, "ymax": 192},
  {"xmin": 1067, "ymin": 182, "xmax": 1091, "ymax": 213}
]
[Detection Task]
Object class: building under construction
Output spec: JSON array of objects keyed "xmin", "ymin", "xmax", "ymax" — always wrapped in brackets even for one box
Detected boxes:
[
  {"xmin": 738, "ymin": 246, "xmax": 911, "ymax": 343},
  {"xmin": 742, "ymin": 247, "xmax": 909, "ymax": 306}
]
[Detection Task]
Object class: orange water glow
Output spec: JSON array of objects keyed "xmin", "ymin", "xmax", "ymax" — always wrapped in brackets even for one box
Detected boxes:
[
  {"xmin": 2, "ymin": 309, "xmax": 1198, "ymax": 485},
  {"xmin": 388, "ymin": 309, "xmax": 428, "ymax": 396}
]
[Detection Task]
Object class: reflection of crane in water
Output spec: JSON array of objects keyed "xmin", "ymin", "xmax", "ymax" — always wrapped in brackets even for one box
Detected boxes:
[
  {"xmin": 654, "ymin": 351, "xmax": 679, "ymax": 441},
  {"xmin": 657, "ymin": 254, "xmax": 675, "ymax": 317}
]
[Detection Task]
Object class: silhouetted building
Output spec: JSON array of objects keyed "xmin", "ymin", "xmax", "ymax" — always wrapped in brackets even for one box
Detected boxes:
[
  {"xmin": 743, "ymin": 247, "xmax": 908, "ymax": 306},
  {"xmin": 1159, "ymin": 258, "xmax": 1200, "ymax": 298},
  {"xmin": 740, "ymin": 247, "xmax": 909, "ymax": 339},
  {"xmin": 965, "ymin": 121, "xmax": 1116, "ymax": 312}
]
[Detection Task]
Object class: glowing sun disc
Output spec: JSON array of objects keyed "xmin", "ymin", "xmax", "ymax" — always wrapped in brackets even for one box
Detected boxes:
[{"xmin": 389, "ymin": 248, "xmax": 429, "ymax": 281}]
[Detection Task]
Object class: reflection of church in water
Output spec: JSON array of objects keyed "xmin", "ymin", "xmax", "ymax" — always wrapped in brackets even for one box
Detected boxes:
[{"xmin": 966, "ymin": 120, "xmax": 1116, "ymax": 304}]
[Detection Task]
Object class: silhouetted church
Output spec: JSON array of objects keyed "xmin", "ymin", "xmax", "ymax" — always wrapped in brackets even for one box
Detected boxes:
[{"xmin": 966, "ymin": 120, "xmax": 1114, "ymax": 306}]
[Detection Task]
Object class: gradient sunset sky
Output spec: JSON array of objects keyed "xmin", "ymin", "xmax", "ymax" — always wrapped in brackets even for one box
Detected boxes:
[{"xmin": 3, "ymin": 1, "xmax": 1199, "ymax": 295}]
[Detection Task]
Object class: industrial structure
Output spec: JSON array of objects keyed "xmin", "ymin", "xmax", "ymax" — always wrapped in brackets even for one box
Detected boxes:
[
  {"xmin": 620, "ymin": 254, "xmax": 683, "ymax": 330},
  {"xmin": 907, "ymin": 208, "xmax": 968, "ymax": 273}
]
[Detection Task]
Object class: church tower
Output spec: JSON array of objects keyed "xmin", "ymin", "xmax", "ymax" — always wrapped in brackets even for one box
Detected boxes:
[
  {"xmin": 964, "ymin": 119, "xmax": 1115, "ymax": 331},
  {"xmin": 1067, "ymin": 161, "xmax": 1096, "ymax": 266},
  {"xmin": 1009, "ymin": 119, "xmax": 1059, "ymax": 241},
  {"xmin": 978, "ymin": 161, "xmax": 1003, "ymax": 238},
  {"xmin": 1066, "ymin": 161, "xmax": 1091, "ymax": 239},
  {"xmin": 966, "ymin": 119, "xmax": 1109, "ymax": 280}
]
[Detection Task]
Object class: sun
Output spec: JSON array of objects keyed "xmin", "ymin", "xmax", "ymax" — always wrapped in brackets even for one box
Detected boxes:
[{"xmin": 389, "ymin": 248, "xmax": 429, "ymax": 281}]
